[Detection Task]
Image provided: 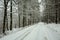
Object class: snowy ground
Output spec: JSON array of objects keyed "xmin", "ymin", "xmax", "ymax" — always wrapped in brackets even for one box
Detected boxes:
[{"xmin": 0, "ymin": 22, "xmax": 60, "ymax": 40}]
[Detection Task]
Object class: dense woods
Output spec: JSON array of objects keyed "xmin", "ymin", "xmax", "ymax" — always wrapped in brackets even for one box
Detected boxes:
[
  {"xmin": 0, "ymin": 0, "xmax": 60, "ymax": 35},
  {"xmin": 18, "ymin": 0, "xmax": 40, "ymax": 27},
  {"xmin": 0, "ymin": 0, "xmax": 40, "ymax": 34},
  {"xmin": 41, "ymin": 0, "xmax": 60, "ymax": 23}
]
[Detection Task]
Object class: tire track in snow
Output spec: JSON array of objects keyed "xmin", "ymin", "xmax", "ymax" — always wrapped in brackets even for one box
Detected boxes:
[
  {"xmin": 46, "ymin": 26, "xmax": 60, "ymax": 40},
  {"xmin": 15, "ymin": 24, "xmax": 38, "ymax": 40},
  {"xmin": 48, "ymin": 28, "xmax": 60, "ymax": 40},
  {"xmin": 0, "ymin": 24, "xmax": 38, "ymax": 40},
  {"xmin": 36, "ymin": 25, "xmax": 48, "ymax": 40},
  {"xmin": 21, "ymin": 25, "xmax": 40, "ymax": 40},
  {"xmin": 22, "ymin": 25, "xmax": 40, "ymax": 40}
]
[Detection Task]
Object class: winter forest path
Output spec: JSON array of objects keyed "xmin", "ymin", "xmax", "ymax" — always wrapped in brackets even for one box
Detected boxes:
[{"xmin": 0, "ymin": 22, "xmax": 60, "ymax": 40}]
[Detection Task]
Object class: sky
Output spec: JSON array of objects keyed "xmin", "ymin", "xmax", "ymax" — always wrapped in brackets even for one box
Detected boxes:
[
  {"xmin": 38, "ymin": 0, "xmax": 45, "ymax": 16},
  {"xmin": 38, "ymin": 0, "xmax": 41, "ymax": 2},
  {"xmin": 39, "ymin": 0, "xmax": 45, "ymax": 12}
]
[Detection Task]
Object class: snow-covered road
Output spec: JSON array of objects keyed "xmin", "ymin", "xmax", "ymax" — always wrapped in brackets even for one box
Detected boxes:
[{"xmin": 0, "ymin": 22, "xmax": 60, "ymax": 40}]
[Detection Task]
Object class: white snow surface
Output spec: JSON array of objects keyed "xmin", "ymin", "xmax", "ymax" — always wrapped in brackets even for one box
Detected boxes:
[{"xmin": 0, "ymin": 22, "xmax": 60, "ymax": 40}]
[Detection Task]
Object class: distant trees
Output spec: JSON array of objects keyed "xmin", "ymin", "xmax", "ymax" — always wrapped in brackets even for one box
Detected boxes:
[
  {"xmin": 2, "ymin": 0, "xmax": 60, "ymax": 34},
  {"xmin": 23, "ymin": 0, "xmax": 27, "ymax": 27},
  {"xmin": 2, "ymin": 0, "xmax": 40, "ymax": 34},
  {"xmin": 41, "ymin": 0, "xmax": 60, "ymax": 24},
  {"xmin": 55, "ymin": 0, "xmax": 60, "ymax": 24},
  {"xmin": 18, "ymin": 0, "xmax": 40, "ymax": 27}
]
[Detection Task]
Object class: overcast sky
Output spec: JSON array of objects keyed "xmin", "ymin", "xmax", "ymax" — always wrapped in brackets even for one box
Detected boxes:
[{"xmin": 38, "ymin": 0, "xmax": 41, "ymax": 2}]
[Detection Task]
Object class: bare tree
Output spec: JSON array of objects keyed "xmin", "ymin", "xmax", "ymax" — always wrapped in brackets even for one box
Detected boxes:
[
  {"xmin": 3, "ymin": 0, "xmax": 7, "ymax": 33},
  {"xmin": 10, "ymin": 0, "xmax": 12, "ymax": 30},
  {"xmin": 3, "ymin": 0, "xmax": 10, "ymax": 34}
]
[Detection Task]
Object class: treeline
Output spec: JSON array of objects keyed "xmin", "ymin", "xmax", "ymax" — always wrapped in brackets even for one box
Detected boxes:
[
  {"xmin": 18, "ymin": 0, "xmax": 40, "ymax": 27},
  {"xmin": 2, "ymin": 0, "xmax": 40, "ymax": 34},
  {"xmin": 41, "ymin": 0, "xmax": 60, "ymax": 24}
]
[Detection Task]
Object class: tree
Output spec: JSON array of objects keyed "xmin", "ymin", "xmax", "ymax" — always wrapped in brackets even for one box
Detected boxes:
[
  {"xmin": 10, "ymin": 0, "xmax": 12, "ymax": 30},
  {"xmin": 3, "ymin": 0, "xmax": 10, "ymax": 34},
  {"xmin": 3, "ymin": 0, "xmax": 7, "ymax": 33},
  {"xmin": 18, "ymin": 14, "xmax": 20, "ymax": 27},
  {"xmin": 6, "ymin": 17, "xmax": 9, "ymax": 30}
]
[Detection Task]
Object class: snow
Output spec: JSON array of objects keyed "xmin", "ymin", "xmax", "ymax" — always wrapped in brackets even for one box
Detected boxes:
[
  {"xmin": 0, "ymin": 22, "xmax": 60, "ymax": 40},
  {"xmin": 5, "ymin": 28, "xmax": 23, "ymax": 35}
]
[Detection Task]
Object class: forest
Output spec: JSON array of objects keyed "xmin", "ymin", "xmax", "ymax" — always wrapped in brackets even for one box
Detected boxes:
[{"xmin": 0, "ymin": 0, "xmax": 60, "ymax": 38}]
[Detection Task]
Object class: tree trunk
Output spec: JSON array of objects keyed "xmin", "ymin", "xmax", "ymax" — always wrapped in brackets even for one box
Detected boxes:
[
  {"xmin": 10, "ymin": 0, "xmax": 12, "ymax": 30},
  {"xmin": 3, "ymin": 0, "xmax": 7, "ymax": 33},
  {"xmin": 55, "ymin": 0, "xmax": 57, "ymax": 24},
  {"xmin": 19, "ymin": 14, "xmax": 20, "ymax": 27},
  {"xmin": 6, "ymin": 17, "xmax": 9, "ymax": 30}
]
